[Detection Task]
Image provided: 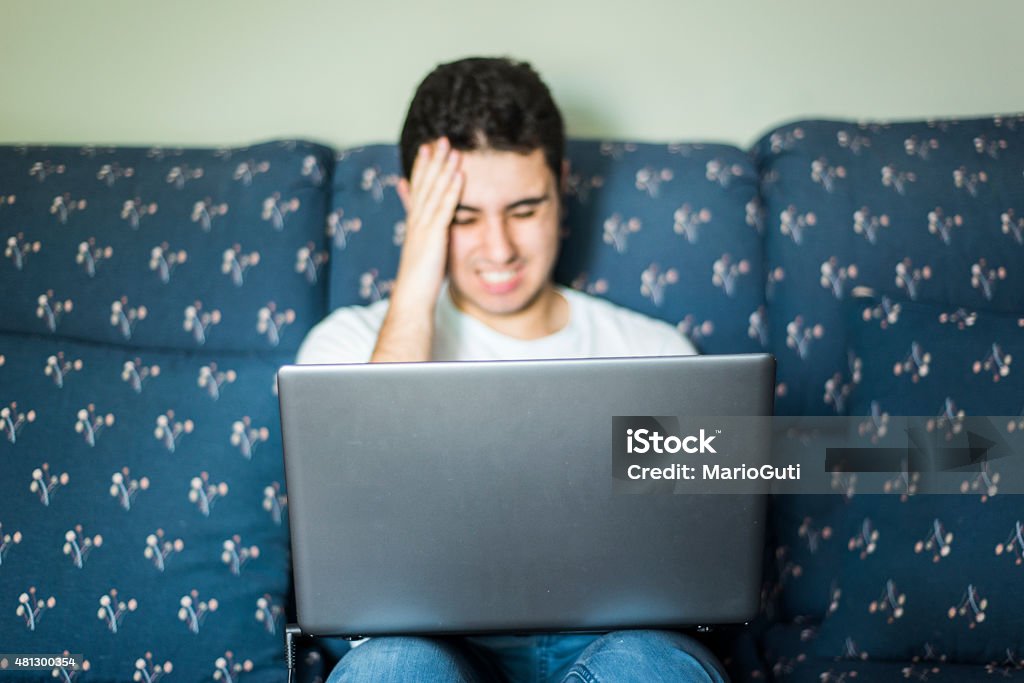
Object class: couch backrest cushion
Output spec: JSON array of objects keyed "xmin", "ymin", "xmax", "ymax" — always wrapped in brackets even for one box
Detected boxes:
[
  {"xmin": 754, "ymin": 115, "xmax": 1024, "ymax": 417},
  {"xmin": 0, "ymin": 142, "xmax": 333, "ymax": 353},
  {"xmin": 327, "ymin": 141, "xmax": 767, "ymax": 356}
]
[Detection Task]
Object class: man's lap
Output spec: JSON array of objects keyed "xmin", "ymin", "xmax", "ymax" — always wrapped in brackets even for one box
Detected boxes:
[
  {"xmin": 326, "ymin": 631, "xmax": 727, "ymax": 683},
  {"xmin": 465, "ymin": 633, "xmax": 601, "ymax": 682}
]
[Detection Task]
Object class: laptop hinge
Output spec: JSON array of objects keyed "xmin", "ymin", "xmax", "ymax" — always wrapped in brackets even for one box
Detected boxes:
[{"xmin": 285, "ymin": 623, "xmax": 302, "ymax": 683}]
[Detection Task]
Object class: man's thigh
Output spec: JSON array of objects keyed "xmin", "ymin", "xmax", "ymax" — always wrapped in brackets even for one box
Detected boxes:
[
  {"xmin": 562, "ymin": 630, "xmax": 727, "ymax": 683},
  {"xmin": 326, "ymin": 636, "xmax": 500, "ymax": 683}
]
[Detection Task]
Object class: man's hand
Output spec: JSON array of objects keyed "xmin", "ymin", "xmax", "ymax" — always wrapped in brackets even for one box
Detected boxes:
[{"xmin": 370, "ymin": 138, "xmax": 463, "ymax": 362}]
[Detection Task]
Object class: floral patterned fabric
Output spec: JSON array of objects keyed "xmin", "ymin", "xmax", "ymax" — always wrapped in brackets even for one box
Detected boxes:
[
  {"xmin": 809, "ymin": 298, "xmax": 1024, "ymax": 661},
  {"xmin": 0, "ymin": 141, "xmax": 332, "ymax": 682},
  {"xmin": 0, "ymin": 142, "xmax": 331, "ymax": 353},
  {"xmin": 846, "ymin": 295, "xmax": 1024, "ymax": 418},
  {"xmin": 754, "ymin": 115, "xmax": 1024, "ymax": 418},
  {"xmin": 762, "ymin": 621, "xmax": 1023, "ymax": 682},
  {"xmin": 755, "ymin": 116, "xmax": 1024, "ymax": 680}
]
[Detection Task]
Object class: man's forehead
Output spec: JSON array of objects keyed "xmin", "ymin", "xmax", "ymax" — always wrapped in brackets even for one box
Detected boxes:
[{"xmin": 455, "ymin": 147, "xmax": 554, "ymax": 208}]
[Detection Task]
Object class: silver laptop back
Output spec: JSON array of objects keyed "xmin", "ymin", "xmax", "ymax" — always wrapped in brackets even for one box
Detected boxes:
[{"xmin": 279, "ymin": 354, "xmax": 775, "ymax": 637}]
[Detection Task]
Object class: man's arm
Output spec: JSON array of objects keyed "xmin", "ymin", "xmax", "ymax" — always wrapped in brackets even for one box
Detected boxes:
[
  {"xmin": 370, "ymin": 137, "xmax": 463, "ymax": 363},
  {"xmin": 661, "ymin": 329, "xmax": 699, "ymax": 356},
  {"xmin": 295, "ymin": 303, "xmax": 385, "ymax": 365}
]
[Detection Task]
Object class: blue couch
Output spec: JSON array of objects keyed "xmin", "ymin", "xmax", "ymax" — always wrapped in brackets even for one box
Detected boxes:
[{"xmin": 1, "ymin": 114, "xmax": 1022, "ymax": 682}]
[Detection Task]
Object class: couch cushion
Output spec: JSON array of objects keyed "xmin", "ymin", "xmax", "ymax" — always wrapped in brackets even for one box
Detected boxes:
[
  {"xmin": 327, "ymin": 141, "xmax": 766, "ymax": 356},
  {"xmin": 762, "ymin": 621, "xmax": 1020, "ymax": 682},
  {"xmin": 814, "ymin": 494, "xmax": 1024, "ymax": 665},
  {"xmin": 0, "ymin": 141, "xmax": 332, "ymax": 682},
  {"xmin": 809, "ymin": 296, "xmax": 1024, "ymax": 663},
  {"xmin": 754, "ymin": 114, "xmax": 1024, "ymax": 627},
  {"xmin": 0, "ymin": 142, "xmax": 332, "ymax": 353},
  {"xmin": 0, "ymin": 334, "xmax": 292, "ymax": 681},
  {"xmin": 753, "ymin": 114, "xmax": 1024, "ymax": 417}
]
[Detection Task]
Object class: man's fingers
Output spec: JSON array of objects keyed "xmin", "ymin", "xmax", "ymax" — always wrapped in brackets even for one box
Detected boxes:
[
  {"xmin": 416, "ymin": 150, "xmax": 462, "ymax": 230},
  {"xmin": 413, "ymin": 168, "xmax": 462, "ymax": 260},
  {"xmin": 422, "ymin": 165, "xmax": 464, "ymax": 235},
  {"xmin": 437, "ymin": 168, "xmax": 464, "ymax": 222},
  {"xmin": 410, "ymin": 137, "xmax": 451, "ymax": 209}
]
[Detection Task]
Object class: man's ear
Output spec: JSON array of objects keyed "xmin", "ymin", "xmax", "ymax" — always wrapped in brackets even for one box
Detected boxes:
[{"xmin": 397, "ymin": 178, "xmax": 411, "ymax": 213}]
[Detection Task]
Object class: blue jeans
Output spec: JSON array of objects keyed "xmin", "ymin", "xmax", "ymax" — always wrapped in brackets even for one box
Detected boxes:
[{"xmin": 326, "ymin": 631, "xmax": 728, "ymax": 682}]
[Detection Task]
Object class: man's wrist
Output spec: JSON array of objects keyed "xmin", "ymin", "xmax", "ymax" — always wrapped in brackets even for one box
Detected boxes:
[
  {"xmin": 371, "ymin": 294, "xmax": 435, "ymax": 363},
  {"xmin": 388, "ymin": 279, "xmax": 441, "ymax": 319}
]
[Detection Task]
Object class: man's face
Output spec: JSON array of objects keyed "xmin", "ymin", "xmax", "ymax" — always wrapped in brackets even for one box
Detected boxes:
[{"xmin": 446, "ymin": 147, "xmax": 561, "ymax": 324}]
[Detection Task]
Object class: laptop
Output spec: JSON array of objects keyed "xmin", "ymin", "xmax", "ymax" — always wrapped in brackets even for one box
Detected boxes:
[{"xmin": 278, "ymin": 353, "xmax": 775, "ymax": 638}]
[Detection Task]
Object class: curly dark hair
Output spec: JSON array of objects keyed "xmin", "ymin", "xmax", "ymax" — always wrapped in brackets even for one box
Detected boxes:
[{"xmin": 399, "ymin": 57, "xmax": 565, "ymax": 180}]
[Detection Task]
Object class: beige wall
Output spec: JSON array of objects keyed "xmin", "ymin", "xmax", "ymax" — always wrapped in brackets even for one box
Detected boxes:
[{"xmin": 2, "ymin": 0, "xmax": 1022, "ymax": 149}]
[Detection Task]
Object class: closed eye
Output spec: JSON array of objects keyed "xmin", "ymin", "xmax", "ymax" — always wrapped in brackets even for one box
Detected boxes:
[{"xmin": 510, "ymin": 210, "xmax": 536, "ymax": 220}]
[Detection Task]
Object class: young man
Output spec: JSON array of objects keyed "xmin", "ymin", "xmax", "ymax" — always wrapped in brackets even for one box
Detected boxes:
[{"xmin": 297, "ymin": 58, "xmax": 725, "ymax": 683}]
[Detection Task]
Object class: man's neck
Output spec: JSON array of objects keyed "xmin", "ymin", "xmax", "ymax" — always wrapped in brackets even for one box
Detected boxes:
[{"xmin": 448, "ymin": 283, "xmax": 569, "ymax": 341}]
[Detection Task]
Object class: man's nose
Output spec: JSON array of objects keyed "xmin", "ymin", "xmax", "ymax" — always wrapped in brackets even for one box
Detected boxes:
[{"xmin": 480, "ymin": 216, "xmax": 516, "ymax": 263}]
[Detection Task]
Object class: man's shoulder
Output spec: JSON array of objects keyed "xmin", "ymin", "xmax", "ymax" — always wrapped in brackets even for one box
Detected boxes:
[
  {"xmin": 562, "ymin": 287, "xmax": 698, "ymax": 355},
  {"xmin": 295, "ymin": 299, "xmax": 390, "ymax": 364},
  {"xmin": 318, "ymin": 299, "xmax": 391, "ymax": 329},
  {"xmin": 564, "ymin": 287, "xmax": 672, "ymax": 332}
]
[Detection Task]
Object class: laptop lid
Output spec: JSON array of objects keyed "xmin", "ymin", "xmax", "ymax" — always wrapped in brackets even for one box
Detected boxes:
[{"xmin": 279, "ymin": 353, "xmax": 775, "ymax": 637}]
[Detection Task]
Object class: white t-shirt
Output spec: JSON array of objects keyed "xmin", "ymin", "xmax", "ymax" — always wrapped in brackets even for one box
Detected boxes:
[{"xmin": 296, "ymin": 284, "xmax": 697, "ymax": 364}]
